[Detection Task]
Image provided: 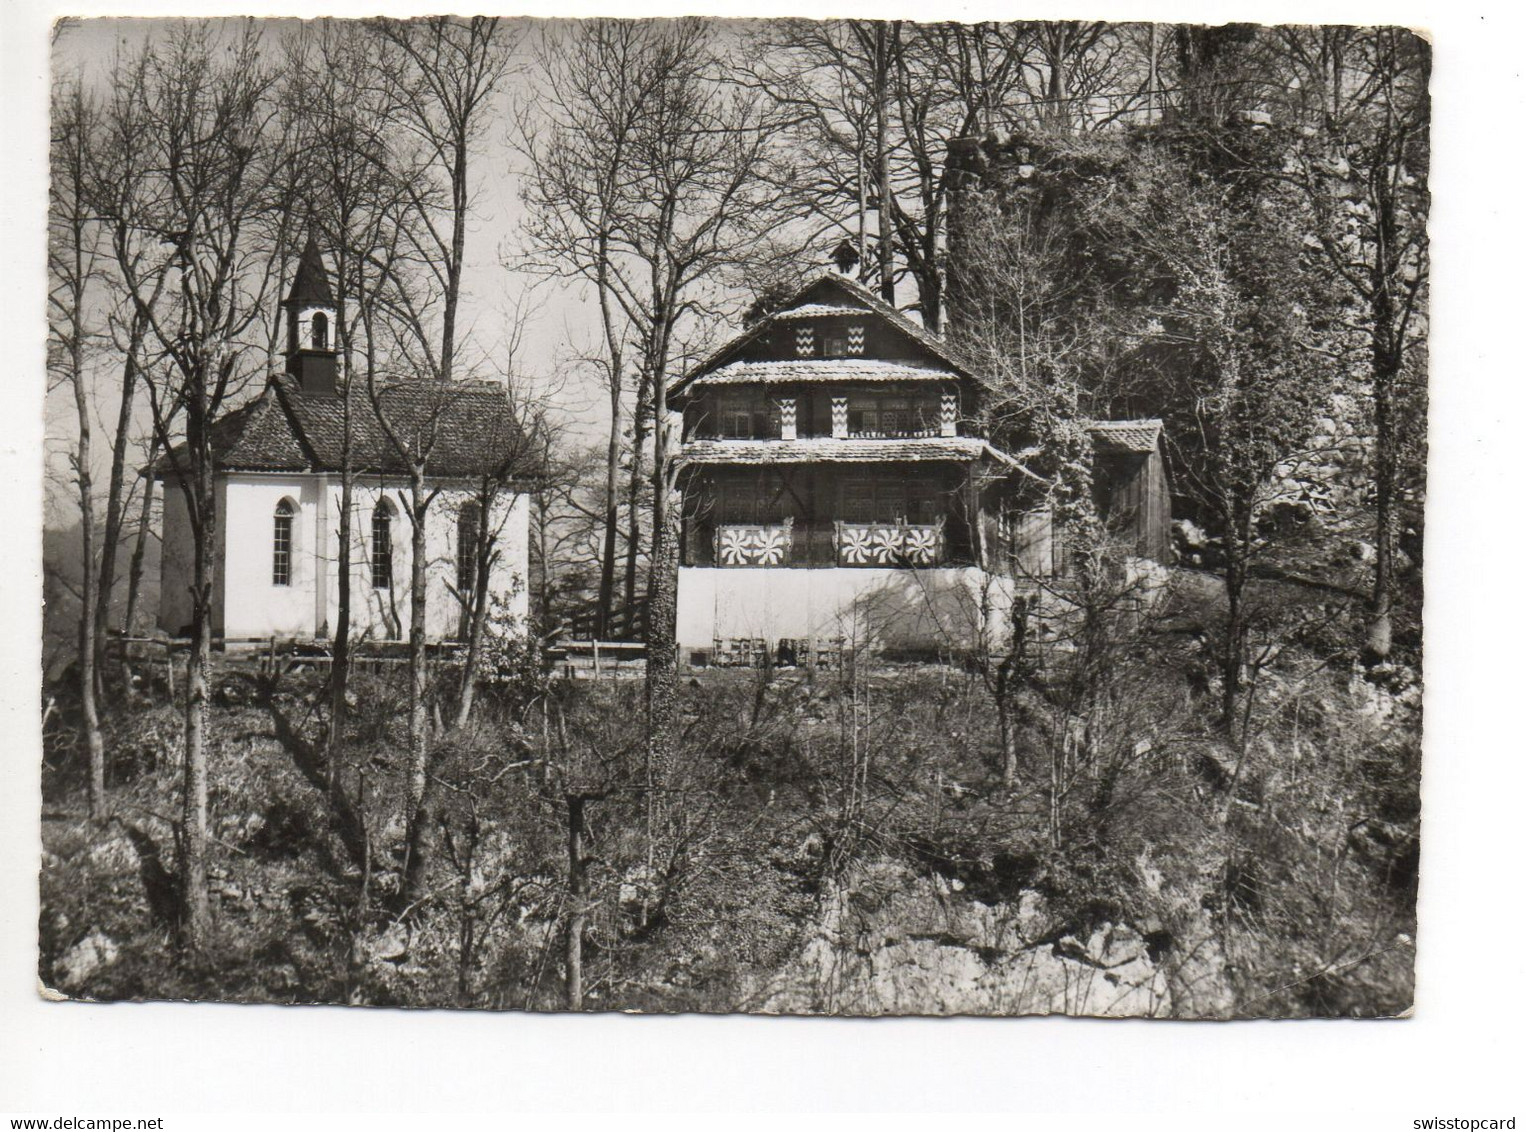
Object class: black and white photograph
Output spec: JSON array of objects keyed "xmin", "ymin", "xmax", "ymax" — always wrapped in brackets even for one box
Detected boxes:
[{"xmin": 31, "ymin": 12, "xmax": 1430, "ymax": 1024}]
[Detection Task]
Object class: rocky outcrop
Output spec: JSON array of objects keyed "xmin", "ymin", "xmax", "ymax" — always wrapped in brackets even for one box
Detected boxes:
[
  {"xmin": 752, "ymin": 860, "xmax": 1228, "ymax": 1017},
  {"xmin": 53, "ymin": 931, "xmax": 119, "ymax": 992}
]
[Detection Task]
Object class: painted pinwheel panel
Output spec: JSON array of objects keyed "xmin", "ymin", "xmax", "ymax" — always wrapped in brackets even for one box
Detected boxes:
[
  {"xmin": 716, "ymin": 524, "xmax": 792, "ymax": 566},
  {"xmin": 838, "ymin": 525, "xmax": 878, "ymax": 565},
  {"xmin": 868, "ymin": 526, "xmax": 903, "ymax": 563},
  {"xmin": 838, "ymin": 524, "xmax": 901, "ymax": 565},
  {"xmin": 750, "ymin": 525, "xmax": 791, "ymax": 565},
  {"xmin": 717, "ymin": 526, "xmax": 754, "ymax": 565},
  {"xmin": 900, "ymin": 525, "xmax": 943, "ymax": 564}
]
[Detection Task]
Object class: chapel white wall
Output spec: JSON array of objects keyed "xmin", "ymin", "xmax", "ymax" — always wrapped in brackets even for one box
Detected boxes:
[{"xmin": 215, "ymin": 474, "xmax": 531, "ymax": 642}]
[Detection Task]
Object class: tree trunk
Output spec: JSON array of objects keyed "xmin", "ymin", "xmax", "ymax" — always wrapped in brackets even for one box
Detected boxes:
[
  {"xmin": 1221, "ymin": 544, "xmax": 1248, "ymax": 733},
  {"xmin": 1365, "ymin": 178, "xmax": 1402, "ymax": 663},
  {"xmin": 1048, "ymin": 737, "xmax": 1064, "ymax": 850},
  {"xmin": 645, "ymin": 481, "xmax": 681, "ymax": 828},
  {"xmin": 181, "ymin": 464, "xmax": 214, "ymax": 950},
  {"xmin": 328, "ymin": 467, "xmax": 352, "ymax": 793},
  {"xmin": 1366, "ymin": 350, "xmax": 1396, "ymax": 663},
  {"xmin": 453, "ymin": 489, "xmax": 494, "ymax": 730},
  {"xmin": 440, "ymin": 138, "xmax": 468, "ymax": 386},
  {"xmin": 121, "ymin": 454, "xmax": 156, "ymax": 689},
  {"xmin": 402, "ymin": 476, "xmax": 436, "ymax": 908},
  {"xmin": 94, "ymin": 323, "xmax": 145, "ymax": 697},
  {"xmin": 623, "ymin": 373, "xmax": 650, "ymax": 623},
  {"xmin": 564, "ymin": 793, "xmax": 587, "ymax": 1011},
  {"xmin": 72, "ymin": 373, "xmax": 106, "ymax": 821},
  {"xmin": 875, "ymin": 22, "xmax": 896, "ymax": 305},
  {"xmin": 997, "ymin": 681, "xmax": 1018, "ymax": 787},
  {"xmin": 1046, "ymin": 29, "xmax": 1071, "ymax": 133},
  {"xmin": 596, "ymin": 385, "xmax": 622, "ymax": 639},
  {"xmin": 996, "ymin": 598, "xmax": 1031, "ymax": 788}
]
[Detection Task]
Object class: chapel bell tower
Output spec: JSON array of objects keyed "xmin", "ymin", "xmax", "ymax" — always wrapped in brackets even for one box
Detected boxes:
[{"xmin": 284, "ymin": 233, "xmax": 339, "ymax": 396}]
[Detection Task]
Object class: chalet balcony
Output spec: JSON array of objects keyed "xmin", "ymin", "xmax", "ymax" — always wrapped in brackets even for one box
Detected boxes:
[
  {"xmin": 709, "ymin": 519, "xmax": 953, "ymax": 568},
  {"xmin": 842, "ymin": 424, "xmax": 941, "ymax": 440}
]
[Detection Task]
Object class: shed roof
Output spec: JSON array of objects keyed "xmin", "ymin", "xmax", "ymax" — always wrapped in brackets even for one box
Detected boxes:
[{"xmin": 1087, "ymin": 418, "xmax": 1164, "ymax": 454}]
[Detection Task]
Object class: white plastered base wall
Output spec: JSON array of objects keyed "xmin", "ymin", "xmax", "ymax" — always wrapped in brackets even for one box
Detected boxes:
[{"xmin": 676, "ymin": 565, "xmax": 1022, "ymax": 657}]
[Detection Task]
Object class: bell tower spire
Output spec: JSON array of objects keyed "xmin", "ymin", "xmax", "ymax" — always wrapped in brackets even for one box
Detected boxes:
[{"xmin": 282, "ymin": 231, "xmax": 338, "ymax": 396}]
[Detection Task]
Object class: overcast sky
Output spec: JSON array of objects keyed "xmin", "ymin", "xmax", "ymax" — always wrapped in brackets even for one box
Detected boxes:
[{"xmin": 45, "ymin": 16, "xmax": 712, "ymax": 525}]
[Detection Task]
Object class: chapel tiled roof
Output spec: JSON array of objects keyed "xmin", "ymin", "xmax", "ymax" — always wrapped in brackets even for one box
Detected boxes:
[
  {"xmin": 154, "ymin": 375, "xmax": 541, "ymax": 482},
  {"xmin": 1087, "ymin": 419, "xmax": 1164, "ymax": 454},
  {"xmin": 688, "ymin": 359, "xmax": 955, "ymax": 387},
  {"xmin": 678, "ymin": 436, "xmax": 1022, "ymax": 468}
]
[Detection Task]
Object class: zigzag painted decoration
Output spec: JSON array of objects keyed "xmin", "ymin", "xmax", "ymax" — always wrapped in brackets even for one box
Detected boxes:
[
  {"xmin": 777, "ymin": 397, "xmax": 797, "ymax": 440},
  {"xmin": 795, "ymin": 326, "xmax": 815, "ymax": 356},
  {"xmin": 847, "ymin": 325, "xmax": 865, "ymax": 355},
  {"xmin": 940, "ymin": 392, "xmax": 958, "ymax": 436}
]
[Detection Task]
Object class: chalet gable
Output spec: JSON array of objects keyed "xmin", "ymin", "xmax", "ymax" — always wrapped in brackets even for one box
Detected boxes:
[{"xmin": 672, "ymin": 272, "xmax": 979, "ymax": 403}]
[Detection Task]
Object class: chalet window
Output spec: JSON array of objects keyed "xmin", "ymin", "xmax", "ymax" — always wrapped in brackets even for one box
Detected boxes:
[
  {"xmin": 841, "ymin": 479, "xmax": 941, "ymax": 524},
  {"xmin": 371, "ymin": 499, "xmax": 394, "ymax": 589},
  {"xmin": 846, "ymin": 394, "xmax": 938, "ymax": 437},
  {"xmin": 822, "ymin": 327, "xmax": 850, "ymax": 356},
  {"xmin": 457, "ymin": 500, "xmax": 481, "ymax": 593},
  {"xmin": 272, "ymin": 498, "xmax": 295, "ymax": 586},
  {"xmin": 842, "ymin": 481, "xmax": 879, "ymax": 523},
  {"xmin": 717, "ymin": 473, "xmax": 787, "ymax": 523},
  {"xmin": 880, "ymin": 397, "xmax": 912, "ymax": 435},
  {"xmin": 906, "ymin": 483, "xmax": 940, "ymax": 524},
  {"xmin": 716, "ymin": 395, "xmax": 779, "ymax": 439},
  {"xmin": 311, "ymin": 311, "xmax": 328, "ymax": 350}
]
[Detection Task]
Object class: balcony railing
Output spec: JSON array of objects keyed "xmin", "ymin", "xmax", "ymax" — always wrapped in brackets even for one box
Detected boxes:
[
  {"xmin": 844, "ymin": 425, "xmax": 940, "ymax": 440},
  {"xmin": 834, "ymin": 520, "xmax": 945, "ymax": 566},
  {"xmin": 710, "ymin": 519, "xmax": 950, "ymax": 568},
  {"xmin": 715, "ymin": 520, "xmax": 794, "ymax": 566}
]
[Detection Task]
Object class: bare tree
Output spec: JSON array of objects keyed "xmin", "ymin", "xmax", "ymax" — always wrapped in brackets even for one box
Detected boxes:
[
  {"xmin": 1086, "ymin": 134, "xmax": 1337, "ymax": 729},
  {"xmin": 336, "ymin": 16, "xmax": 515, "ymax": 909},
  {"xmin": 279, "ymin": 20, "xmax": 421, "ymax": 791},
  {"xmin": 367, "ymin": 17, "xmax": 515, "ymax": 389},
  {"xmin": 48, "ymin": 75, "xmax": 107, "ymax": 818},
  {"xmin": 519, "ymin": 19, "xmax": 790, "ymax": 829},
  {"xmin": 748, "ymin": 20, "xmax": 1142, "ymax": 330},
  {"xmin": 449, "ymin": 371, "xmax": 548, "ymax": 731},
  {"xmin": 96, "ymin": 23, "xmax": 285, "ymax": 948},
  {"xmin": 1277, "ymin": 27, "xmax": 1430, "ymax": 660}
]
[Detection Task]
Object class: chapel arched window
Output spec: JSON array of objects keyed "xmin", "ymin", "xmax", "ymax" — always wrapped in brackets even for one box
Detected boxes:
[
  {"xmin": 272, "ymin": 498, "xmax": 296, "ymax": 586},
  {"xmin": 371, "ymin": 499, "xmax": 394, "ymax": 589}
]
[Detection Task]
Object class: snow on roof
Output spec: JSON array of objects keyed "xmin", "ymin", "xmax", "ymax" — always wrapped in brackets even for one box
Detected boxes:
[
  {"xmin": 1087, "ymin": 419, "xmax": 1164, "ymax": 454},
  {"xmin": 688, "ymin": 358, "xmax": 957, "ymax": 386},
  {"xmin": 768, "ymin": 303, "xmax": 870, "ymax": 319},
  {"xmin": 678, "ymin": 435, "xmax": 1021, "ymax": 468}
]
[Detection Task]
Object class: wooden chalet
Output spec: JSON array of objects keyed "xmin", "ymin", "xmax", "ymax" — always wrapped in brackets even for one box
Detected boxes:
[{"xmin": 670, "ymin": 270, "xmax": 1170, "ymax": 663}]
